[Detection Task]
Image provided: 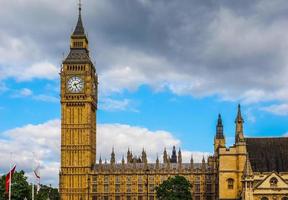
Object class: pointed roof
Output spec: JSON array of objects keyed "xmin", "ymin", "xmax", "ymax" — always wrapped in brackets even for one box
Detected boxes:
[
  {"xmin": 202, "ymin": 156, "xmax": 206, "ymax": 163},
  {"xmin": 171, "ymin": 146, "xmax": 177, "ymax": 163},
  {"xmin": 216, "ymin": 114, "xmax": 224, "ymax": 139},
  {"xmin": 246, "ymin": 137, "xmax": 288, "ymax": 172},
  {"xmin": 190, "ymin": 155, "xmax": 194, "ymax": 164},
  {"xmin": 243, "ymin": 155, "xmax": 253, "ymax": 177},
  {"xmin": 235, "ymin": 104, "xmax": 244, "ymax": 123},
  {"xmin": 73, "ymin": 2, "xmax": 85, "ymax": 36}
]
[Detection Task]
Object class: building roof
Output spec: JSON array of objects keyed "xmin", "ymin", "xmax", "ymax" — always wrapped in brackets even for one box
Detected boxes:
[
  {"xmin": 93, "ymin": 163, "xmax": 210, "ymax": 173},
  {"xmin": 73, "ymin": 7, "xmax": 85, "ymax": 36},
  {"xmin": 63, "ymin": 49, "xmax": 92, "ymax": 64},
  {"xmin": 245, "ymin": 137, "xmax": 288, "ymax": 172}
]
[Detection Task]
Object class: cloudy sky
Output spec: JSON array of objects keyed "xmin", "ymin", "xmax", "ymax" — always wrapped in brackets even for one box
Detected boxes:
[{"xmin": 1, "ymin": 0, "xmax": 288, "ymax": 187}]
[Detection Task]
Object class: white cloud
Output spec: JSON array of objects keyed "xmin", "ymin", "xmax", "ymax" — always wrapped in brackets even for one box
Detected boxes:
[
  {"xmin": 2, "ymin": 0, "xmax": 288, "ymax": 106},
  {"xmin": 20, "ymin": 88, "xmax": 33, "ymax": 97},
  {"xmin": 0, "ymin": 120, "xmax": 211, "ymax": 187},
  {"xmin": 99, "ymin": 98, "xmax": 138, "ymax": 112},
  {"xmin": 32, "ymin": 94, "xmax": 58, "ymax": 103},
  {"xmin": 10, "ymin": 88, "xmax": 58, "ymax": 103},
  {"xmin": 261, "ymin": 103, "xmax": 288, "ymax": 116},
  {"xmin": 0, "ymin": 120, "xmax": 60, "ymax": 186},
  {"xmin": 17, "ymin": 62, "xmax": 59, "ymax": 81}
]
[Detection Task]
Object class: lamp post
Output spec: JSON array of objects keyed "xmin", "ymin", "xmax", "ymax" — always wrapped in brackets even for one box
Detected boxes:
[{"xmin": 145, "ymin": 168, "xmax": 149, "ymax": 200}]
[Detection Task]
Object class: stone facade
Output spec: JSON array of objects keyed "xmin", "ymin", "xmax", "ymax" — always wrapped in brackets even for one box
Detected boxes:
[{"xmin": 59, "ymin": 5, "xmax": 288, "ymax": 200}]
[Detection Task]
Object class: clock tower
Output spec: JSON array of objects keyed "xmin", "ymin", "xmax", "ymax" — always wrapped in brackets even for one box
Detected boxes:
[{"xmin": 59, "ymin": 3, "xmax": 97, "ymax": 200}]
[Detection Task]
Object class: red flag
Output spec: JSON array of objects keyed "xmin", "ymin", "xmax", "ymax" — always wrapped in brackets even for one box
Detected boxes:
[{"xmin": 5, "ymin": 165, "xmax": 16, "ymax": 193}]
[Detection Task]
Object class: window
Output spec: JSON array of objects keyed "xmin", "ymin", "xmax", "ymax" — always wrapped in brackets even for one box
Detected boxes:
[
  {"xmin": 261, "ymin": 197, "xmax": 268, "ymax": 200},
  {"xmin": 138, "ymin": 176, "xmax": 143, "ymax": 183},
  {"xmin": 92, "ymin": 184, "xmax": 97, "ymax": 192},
  {"xmin": 104, "ymin": 184, "xmax": 109, "ymax": 193},
  {"xmin": 115, "ymin": 184, "xmax": 120, "ymax": 193},
  {"xmin": 115, "ymin": 196, "xmax": 120, "ymax": 200},
  {"xmin": 227, "ymin": 178, "xmax": 234, "ymax": 189},
  {"xmin": 127, "ymin": 176, "xmax": 131, "ymax": 184},
  {"xmin": 104, "ymin": 176, "xmax": 109, "ymax": 183},
  {"xmin": 138, "ymin": 184, "xmax": 143, "ymax": 193},
  {"xmin": 282, "ymin": 197, "xmax": 288, "ymax": 200},
  {"xmin": 138, "ymin": 196, "xmax": 143, "ymax": 200},
  {"xmin": 116, "ymin": 176, "xmax": 120, "ymax": 184},
  {"xmin": 270, "ymin": 177, "xmax": 278, "ymax": 187},
  {"xmin": 127, "ymin": 184, "xmax": 131, "ymax": 193},
  {"xmin": 195, "ymin": 184, "xmax": 200, "ymax": 192},
  {"xmin": 149, "ymin": 196, "xmax": 154, "ymax": 200},
  {"xmin": 206, "ymin": 184, "xmax": 212, "ymax": 192},
  {"xmin": 149, "ymin": 184, "xmax": 155, "ymax": 192}
]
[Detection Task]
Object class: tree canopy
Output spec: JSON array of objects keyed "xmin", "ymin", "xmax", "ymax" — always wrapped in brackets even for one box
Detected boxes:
[
  {"xmin": 0, "ymin": 170, "xmax": 59, "ymax": 200},
  {"xmin": 155, "ymin": 175, "xmax": 192, "ymax": 200}
]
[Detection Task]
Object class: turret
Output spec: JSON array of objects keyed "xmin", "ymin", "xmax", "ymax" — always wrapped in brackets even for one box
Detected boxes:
[
  {"xmin": 127, "ymin": 148, "xmax": 133, "ymax": 163},
  {"xmin": 99, "ymin": 156, "xmax": 103, "ymax": 171},
  {"xmin": 178, "ymin": 148, "xmax": 182, "ymax": 165},
  {"xmin": 142, "ymin": 148, "xmax": 147, "ymax": 164},
  {"xmin": 170, "ymin": 146, "xmax": 177, "ymax": 163},
  {"xmin": 156, "ymin": 155, "xmax": 160, "ymax": 170},
  {"xmin": 163, "ymin": 148, "xmax": 168, "ymax": 163},
  {"xmin": 121, "ymin": 155, "xmax": 125, "ymax": 165},
  {"xmin": 99, "ymin": 156, "xmax": 102, "ymax": 165},
  {"xmin": 235, "ymin": 104, "xmax": 245, "ymax": 143},
  {"xmin": 214, "ymin": 114, "xmax": 226, "ymax": 152},
  {"xmin": 190, "ymin": 155, "xmax": 194, "ymax": 171},
  {"xmin": 110, "ymin": 147, "xmax": 115, "ymax": 165},
  {"xmin": 202, "ymin": 156, "xmax": 206, "ymax": 171}
]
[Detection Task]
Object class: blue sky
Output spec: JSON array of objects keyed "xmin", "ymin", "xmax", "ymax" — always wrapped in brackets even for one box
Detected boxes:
[{"xmin": 1, "ymin": 0, "xmax": 288, "ymax": 186}]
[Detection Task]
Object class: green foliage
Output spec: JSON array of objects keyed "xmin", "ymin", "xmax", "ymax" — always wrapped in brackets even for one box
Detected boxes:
[
  {"xmin": 155, "ymin": 175, "xmax": 192, "ymax": 200},
  {"xmin": 35, "ymin": 184, "xmax": 59, "ymax": 200},
  {"xmin": 0, "ymin": 170, "xmax": 59, "ymax": 200},
  {"xmin": 0, "ymin": 170, "xmax": 31, "ymax": 200}
]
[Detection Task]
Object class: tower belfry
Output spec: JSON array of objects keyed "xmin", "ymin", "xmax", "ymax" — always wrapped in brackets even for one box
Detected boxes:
[{"xmin": 59, "ymin": 2, "xmax": 97, "ymax": 200}]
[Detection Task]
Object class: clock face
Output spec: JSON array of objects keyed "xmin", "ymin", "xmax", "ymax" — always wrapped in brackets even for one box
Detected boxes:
[{"xmin": 67, "ymin": 76, "xmax": 84, "ymax": 93}]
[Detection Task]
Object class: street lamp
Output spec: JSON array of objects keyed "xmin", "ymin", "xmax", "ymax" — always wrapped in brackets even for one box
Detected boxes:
[{"xmin": 145, "ymin": 168, "xmax": 150, "ymax": 200}]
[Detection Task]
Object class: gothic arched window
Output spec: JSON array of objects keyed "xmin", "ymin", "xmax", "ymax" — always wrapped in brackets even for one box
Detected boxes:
[
  {"xmin": 270, "ymin": 177, "xmax": 278, "ymax": 187},
  {"xmin": 227, "ymin": 178, "xmax": 234, "ymax": 189},
  {"xmin": 261, "ymin": 197, "xmax": 269, "ymax": 200}
]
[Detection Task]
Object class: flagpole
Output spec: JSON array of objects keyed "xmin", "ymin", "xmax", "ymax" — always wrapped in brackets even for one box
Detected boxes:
[
  {"xmin": 32, "ymin": 152, "xmax": 35, "ymax": 200},
  {"xmin": 9, "ymin": 152, "xmax": 12, "ymax": 200}
]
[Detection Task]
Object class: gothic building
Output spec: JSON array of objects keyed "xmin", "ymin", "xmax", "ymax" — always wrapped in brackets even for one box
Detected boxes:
[{"xmin": 59, "ymin": 4, "xmax": 288, "ymax": 200}]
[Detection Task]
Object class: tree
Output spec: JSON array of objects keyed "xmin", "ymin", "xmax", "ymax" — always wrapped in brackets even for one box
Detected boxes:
[
  {"xmin": 0, "ymin": 170, "xmax": 31, "ymax": 200},
  {"xmin": 0, "ymin": 170, "xmax": 59, "ymax": 200},
  {"xmin": 155, "ymin": 175, "xmax": 192, "ymax": 200},
  {"xmin": 35, "ymin": 184, "xmax": 60, "ymax": 200}
]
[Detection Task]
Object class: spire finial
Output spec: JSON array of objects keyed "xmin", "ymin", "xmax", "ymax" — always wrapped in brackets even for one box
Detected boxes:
[
  {"xmin": 78, "ymin": 0, "xmax": 82, "ymax": 13},
  {"xmin": 235, "ymin": 104, "xmax": 244, "ymax": 143},
  {"xmin": 72, "ymin": 0, "xmax": 85, "ymax": 36},
  {"xmin": 236, "ymin": 104, "xmax": 243, "ymax": 122}
]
